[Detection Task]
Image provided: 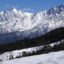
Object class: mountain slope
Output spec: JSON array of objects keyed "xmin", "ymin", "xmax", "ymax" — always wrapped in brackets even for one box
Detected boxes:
[
  {"xmin": 0, "ymin": 5, "xmax": 64, "ymax": 44},
  {"xmin": 0, "ymin": 27, "xmax": 64, "ymax": 54}
]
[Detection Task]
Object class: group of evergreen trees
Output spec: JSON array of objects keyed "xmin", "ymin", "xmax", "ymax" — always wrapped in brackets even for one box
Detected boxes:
[
  {"xmin": 7, "ymin": 40, "xmax": 64, "ymax": 60},
  {"xmin": 0, "ymin": 27, "xmax": 64, "ymax": 55}
]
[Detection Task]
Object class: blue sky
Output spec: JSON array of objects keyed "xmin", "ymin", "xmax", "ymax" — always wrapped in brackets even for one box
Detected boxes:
[{"xmin": 0, "ymin": 0, "xmax": 64, "ymax": 12}]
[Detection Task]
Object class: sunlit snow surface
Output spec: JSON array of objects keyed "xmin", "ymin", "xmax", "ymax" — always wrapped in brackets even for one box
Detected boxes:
[{"xmin": 0, "ymin": 51, "xmax": 64, "ymax": 64}]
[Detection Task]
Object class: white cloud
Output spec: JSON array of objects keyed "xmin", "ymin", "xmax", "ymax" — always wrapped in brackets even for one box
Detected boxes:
[{"xmin": 22, "ymin": 8, "xmax": 34, "ymax": 12}]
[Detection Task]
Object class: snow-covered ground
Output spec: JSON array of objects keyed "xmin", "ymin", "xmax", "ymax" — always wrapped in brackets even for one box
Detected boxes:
[
  {"xmin": 0, "ymin": 51, "xmax": 64, "ymax": 64},
  {"xmin": 0, "ymin": 46, "xmax": 44, "ymax": 61},
  {"xmin": 0, "ymin": 40, "xmax": 62, "ymax": 61}
]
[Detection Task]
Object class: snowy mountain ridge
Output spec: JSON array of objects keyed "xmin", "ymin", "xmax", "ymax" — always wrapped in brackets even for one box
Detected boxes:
[{"xmin": 0, "ymin": 5, "xmax": 64, "ymax": 43}]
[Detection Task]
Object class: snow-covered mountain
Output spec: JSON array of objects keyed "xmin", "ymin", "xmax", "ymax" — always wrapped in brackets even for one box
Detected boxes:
[{"xmin": 0, "ymin": 5, "xmax": 64, "ymax": 44}]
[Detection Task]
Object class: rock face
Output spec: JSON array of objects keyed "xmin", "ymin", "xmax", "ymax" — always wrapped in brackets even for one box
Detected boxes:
[{"xmin": 0, "ymin": 5, "xmax": 64, "ymax": 44}]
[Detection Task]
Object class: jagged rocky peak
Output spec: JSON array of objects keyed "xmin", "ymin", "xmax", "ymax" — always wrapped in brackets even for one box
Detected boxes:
[
  {"xmin": 47, "ymin": 5, "xmax": 64, "ymax": 15},
  {"xmin": 4, "ymin": 7, "xmax": 18, "ymax": 12},
  {"xmin": 59, "ymin": 5, "xmax": 64, "ymax": 10},
  {"xmin": 10, "ymin": 8, "xmax": 18, "ymax": 13}
]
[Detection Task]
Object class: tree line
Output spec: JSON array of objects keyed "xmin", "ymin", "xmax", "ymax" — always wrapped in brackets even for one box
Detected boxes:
[{"xmin": 0, "ymin": 27, "xmax": 64, "ymax": 54}]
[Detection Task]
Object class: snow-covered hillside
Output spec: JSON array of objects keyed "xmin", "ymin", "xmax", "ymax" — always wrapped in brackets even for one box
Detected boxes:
[
  {"xmin": 0, "ymin": 5, "xmax": 64, "ymax": 43},
  {"xmin": 0, "ymin": 39, "xmax": 64, "ymax": 61},
  {"xmin": 0, "ymin": 51, "xmax": 64, "ymax": 64}
]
